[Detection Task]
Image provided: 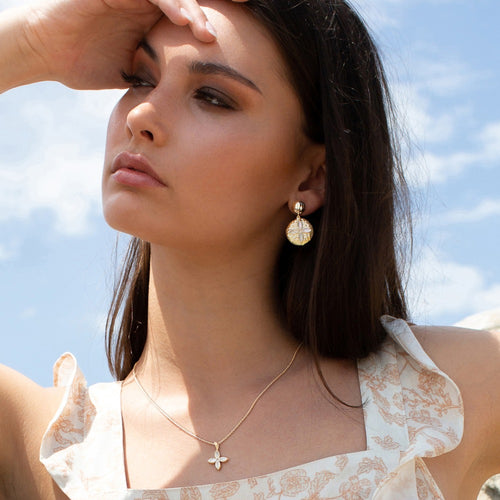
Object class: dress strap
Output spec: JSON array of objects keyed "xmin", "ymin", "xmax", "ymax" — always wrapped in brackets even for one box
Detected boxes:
[
  {"xmin": 40, "ymin": 353, "xmax": 125, "ymax": 498},
  {"xmin": 358, "ymin": 337, "xmax": 410, "ymax": 453},
  {"xmin": 370, "ymin": 316, "xmax": 464, "ymax": 499},
  {"xmin": 380, "ymin": 316, "xmax": 464, "ymax": 462}
]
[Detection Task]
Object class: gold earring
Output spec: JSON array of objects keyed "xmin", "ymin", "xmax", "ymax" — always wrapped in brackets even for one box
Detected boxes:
[{"xmin": 286, "ymin": 201, "xmax": 314, "ymax": 246}]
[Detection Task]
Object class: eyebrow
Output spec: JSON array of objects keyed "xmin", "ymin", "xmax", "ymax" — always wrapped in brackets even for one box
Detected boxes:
[
  {"xmin": 136, "ymin": 38, "xmax": 262, "ymax": 95},
  {"xmin": 189, "ymin": 61, "xmax": 262, "ymax": 95},
  {"xmin": 137, "ymin": 38, "xmax": 159, "ymax": 63}
]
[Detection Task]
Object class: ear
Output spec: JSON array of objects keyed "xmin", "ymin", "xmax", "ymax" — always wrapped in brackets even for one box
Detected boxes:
[{"xmin": 288, "ymin": 143, "xmax": 326, "ymax": 216}]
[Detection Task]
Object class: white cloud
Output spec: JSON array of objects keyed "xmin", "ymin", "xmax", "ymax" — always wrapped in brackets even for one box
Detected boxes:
[
  {"xmin": 404, "ymin": 120, "xmax": 500, "ymax": 187},
  {"xmin": 350, "ymin": 1, "xmax": 398, "ymax": 30},
  {"xmin": 479, "ymin": 122, "xmax": 500, "ymax": 161},
  {"xmin": 0, "ymin": 0, "xmax": 30, "ymax": 8},
  {"xmin": 393, "ymin": 82, "xmax": 458, "ymax": 145},
  {"xmin": 384, "ymin": 39, "xmax": 496, "ymax": 188},
  {"xmin": 408, "ymin": 248, "xmax": 500, "ymax": 323},
  {"xmin": 76, "ymin": 90, "xmax": 123, "ymax": 121},
  {"xmin": 415, "ymin": 151, "xmax": 476, "ymax": 185},
  {"xmin": 435, "ymin": 199, "xmax": 500, "ymax": 226},
  {"xmin": 389, "ymin": 58, "xmax": 478, "ymax": 186},
  {"xmin": 89, "ymin": 312, "xmax": 108, "ymax": 338},
  {"xmin": 352, "ymin": 0, "xmax": 464, "ymax": 31},
  {"xmin": 0, "ymin": 143, "xmax": 103, "ymax": 235},
  {"xmin": 411, "ymin": 58, "xmax": 474, "ymax": 97},
  {"xmin": 455, "ymin": 308, "xmax": 500, "ymax": 331},
  {"xmin": 0, "ymin": 87, "xmax": 120, "ymax": 235}
]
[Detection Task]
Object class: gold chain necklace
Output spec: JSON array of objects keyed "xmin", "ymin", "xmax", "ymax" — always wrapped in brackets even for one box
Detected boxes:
[{"xmin": 132, "ymin": 342, "xmax": 303, "ymax": 471}]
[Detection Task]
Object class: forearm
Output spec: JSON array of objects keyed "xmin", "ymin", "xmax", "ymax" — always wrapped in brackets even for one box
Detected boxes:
[{"xmin": 0, "ymin": 6, "xmax": 47, "ymax": 94}]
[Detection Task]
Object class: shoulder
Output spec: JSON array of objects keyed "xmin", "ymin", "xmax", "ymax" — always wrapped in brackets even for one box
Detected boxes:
[
  {"xmin": 0, "ymin": 363, "xmax": 64, "ymax": 495},
  {"xmin": 410, "ymin": 323, "xmax": 499, "ymax": 370},
  {"xmin": 409, "ymin": 323, "xmax": 500, "ymax": 395},
  {"xmin": 410, "ymin": 324, "xmax": 500, "ymax": 476}
]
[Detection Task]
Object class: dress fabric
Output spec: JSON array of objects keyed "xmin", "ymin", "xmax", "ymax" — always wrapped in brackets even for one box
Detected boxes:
[{"xmin": 40, "ymin": 316, "xmax": 464, "ymax": 499}]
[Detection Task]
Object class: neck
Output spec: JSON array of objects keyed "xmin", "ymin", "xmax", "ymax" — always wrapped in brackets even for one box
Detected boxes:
[{"xmin": 136, "ymin": 244, "xmax": 299, "ymax": 399}]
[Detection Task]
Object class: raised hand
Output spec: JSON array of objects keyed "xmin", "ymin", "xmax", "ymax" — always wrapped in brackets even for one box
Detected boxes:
[{"xmin": 0, "ymin": 0, "xmax": 246, "ymax": 91}]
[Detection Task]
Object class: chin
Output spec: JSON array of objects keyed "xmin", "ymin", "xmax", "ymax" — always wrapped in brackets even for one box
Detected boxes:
[
  {"xmin": 103, "ymin": 211, "xmax": 138, "ymax": 238},
  {"xmin": 102, "ymin": 195, "xmax": 179, "ymax": 247},
  {"xmin": 102, "ymin": 193, "xmax": 146, "ymax": 239}
]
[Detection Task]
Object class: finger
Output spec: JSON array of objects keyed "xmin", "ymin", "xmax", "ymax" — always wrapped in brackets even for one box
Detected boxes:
[
  {"xmin": 178, "ymin": 0, "xmax": 217, "ymax": 42},
  {"xmin": 150, "ymin": 0, "xmax": 217, "ymax": 42},
  {"xmin": 152, "ymin": 0, "xmax": 191, "ymax": 26}
]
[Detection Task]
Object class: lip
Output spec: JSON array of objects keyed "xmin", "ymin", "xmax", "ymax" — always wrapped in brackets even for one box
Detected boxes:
[{"xmin": 111, "ymin": 152, "xmax": 166, "ymax": 188}]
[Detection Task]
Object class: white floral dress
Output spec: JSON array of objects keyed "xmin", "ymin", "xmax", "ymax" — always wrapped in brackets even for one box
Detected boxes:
[{"xmin": 40, "ymin": 316, "xmax": 464, "ymax": 499}]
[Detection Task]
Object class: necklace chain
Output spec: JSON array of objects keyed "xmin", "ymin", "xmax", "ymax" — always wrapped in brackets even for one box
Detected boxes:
[{"xmin": 132, "ymin": 342, "xmax": 303, "ymax": 469}]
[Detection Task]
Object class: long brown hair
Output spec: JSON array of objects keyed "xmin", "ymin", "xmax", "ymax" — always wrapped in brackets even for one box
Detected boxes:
[{"xmin": 106, "ymin": 0, "xmax": 411, "ymax": 381}]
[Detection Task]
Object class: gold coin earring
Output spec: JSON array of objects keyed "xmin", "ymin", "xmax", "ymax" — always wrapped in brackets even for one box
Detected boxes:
[{"xmin": 286, "ymin": 201, "xmax": 314, "ymax": 246}]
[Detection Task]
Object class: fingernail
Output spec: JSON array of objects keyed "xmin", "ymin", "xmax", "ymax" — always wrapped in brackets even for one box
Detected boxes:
[
  {"xmin": 205, "ymin": 21, "xmax": 217, "ymax": 37},
  {"xmin": 180, "ymin": 7, "xmax": 193, "ymax": 23}
]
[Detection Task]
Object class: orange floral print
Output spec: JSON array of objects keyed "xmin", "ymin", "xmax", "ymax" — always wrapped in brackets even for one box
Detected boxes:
[
  {"xmin": 310, "ymin": 470, "xmax": 336, "ymax": 495},
  {"xmin": 136, "ymin": 491, "xmax": 170, "ymax": 500},
  {"xmin": 280, "ymin": 469, "xmax": 310, "ymax": 496},
  {"xmin": 335, "ymin": 455, "xmax": 349, "ymax": 471},
  {"xmin": 208, "ymin": 482, "xmax": 240, "ymax": 499},
  {"xmin": 372, "ymin": 435, "xmax": 400, "ymax": 450},
  {"xmin": 338, "ymin": 476, "xmax": 372, "ymax": 499},
  {"xmin": 247, "ymin": 477, "xmax": 258, "ymax": 488},
  {"xmin": 180, "ymin": 487, "xmax": 202, "ymax": 500}
]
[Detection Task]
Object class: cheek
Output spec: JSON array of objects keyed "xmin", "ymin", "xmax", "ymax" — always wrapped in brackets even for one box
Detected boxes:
[
  {"xmin": 102, "ymin": 100, "xmax": 132, "ymax": 228},
  {"xmin": 170, "ymin": 116, "xmax": 301, "ymax": 240},
  {"xmin": 186, "ymin": 115, "xmax": 300, "ymax": 196}
]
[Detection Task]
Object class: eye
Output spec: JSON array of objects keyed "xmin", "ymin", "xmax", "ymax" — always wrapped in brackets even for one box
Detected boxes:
[
  {"xmin": 193, "ymin": 87, "xmax": 236, "ymax": 110},
  {"xmin": 121, "ymin": 71, "xmax": 154, "ymax": 89}
]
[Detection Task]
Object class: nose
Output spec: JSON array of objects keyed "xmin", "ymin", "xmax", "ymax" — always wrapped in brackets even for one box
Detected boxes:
[{"xmin": 126, "ymin": 101, "xmax": 168, "ymax": 146}]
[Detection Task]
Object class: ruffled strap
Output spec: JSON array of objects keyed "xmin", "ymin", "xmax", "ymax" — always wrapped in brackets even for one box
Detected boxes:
[
  {"xmin": 372, "ymin": 316, "xmax": 464, "ymax": 499},
  {"xmin": 40, "ymin": 353, "xmax": 126, "ymax": 499},
  {"xmin": 39, "ymin": 353, "xmax": 98, "ymax": 496}
]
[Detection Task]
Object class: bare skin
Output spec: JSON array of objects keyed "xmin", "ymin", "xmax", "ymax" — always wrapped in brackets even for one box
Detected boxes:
[{"xmin": 0, "ymin": 1, "xmax": 499, "ymax": 499}]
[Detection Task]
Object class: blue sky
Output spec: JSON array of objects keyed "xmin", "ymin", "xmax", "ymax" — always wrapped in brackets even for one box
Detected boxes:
[{"xmin": 1, "ymin": 0, "xmax": 499, "ymax": 386}]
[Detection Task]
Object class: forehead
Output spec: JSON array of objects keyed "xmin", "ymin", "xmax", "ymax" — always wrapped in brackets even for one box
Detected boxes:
[{"xmin": 145, "ymin": 1, "xmax": 289, "ymax": 90}]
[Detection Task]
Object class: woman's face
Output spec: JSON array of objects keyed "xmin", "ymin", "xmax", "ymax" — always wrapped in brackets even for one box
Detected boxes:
[{"xmin": 103, "ymin": 0, "xmax": 319, "ymax": 257}]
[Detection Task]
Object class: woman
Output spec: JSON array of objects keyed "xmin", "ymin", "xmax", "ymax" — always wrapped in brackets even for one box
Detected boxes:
[{"xmin": 0, "ymin": 0, "xmax": 498, "ymax": 498}]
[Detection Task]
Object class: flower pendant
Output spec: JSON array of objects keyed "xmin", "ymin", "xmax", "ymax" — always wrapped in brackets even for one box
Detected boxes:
[{"xmin": 208, "ymin": 442, "xmax": 229, "ymax": 470}]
